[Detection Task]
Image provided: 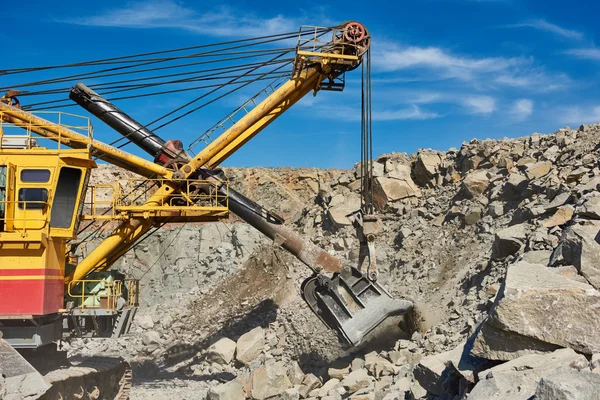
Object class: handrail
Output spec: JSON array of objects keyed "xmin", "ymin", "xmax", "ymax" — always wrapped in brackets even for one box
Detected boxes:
[{"xmin": 67, "ymin": 279, "xmax": 120, "ymax": 312}]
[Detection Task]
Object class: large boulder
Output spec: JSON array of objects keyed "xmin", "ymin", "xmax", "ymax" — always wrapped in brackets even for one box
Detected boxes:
[
  {"xmin": 206, "ymin": 337, "xmax": 236, "ymax": 365},
  {"xmin": 236, "ymin": 327, "xmax": 264, "ymax": 365},
  {"xmin": 469, "ymin": 349, "xmax": 588, "ymax": 400},
  {"xmin": 525, "ymin": 161, "xmax": 552, "ymax": 180},
  {"xmin": 327, "ymin": 194, "xmax": 361, "ymax": 228},
  {"xmin": 462, "ymin": 170, "xmax": 490, "ymax": 198},
  {"xmin": 550, "ymin": 221, "xmax": 600, "ymax": 289},
  {"xmin": 535, "ymin": 368, "xmax": 600, "ymax": 400},
  {"xmin": 208, "ymin": 379, "xmax": 245, "ymax": 400},
  {"xmin": 373, "ymin": 165, "xmax": 420, "ymax": 208},
  {"xmin": 473, "ymin": 262, "xmax": 600, "ymax": 358},
  {"xmin": 413, "ymin": 152, "xmax": 442, "ymax": 187}
]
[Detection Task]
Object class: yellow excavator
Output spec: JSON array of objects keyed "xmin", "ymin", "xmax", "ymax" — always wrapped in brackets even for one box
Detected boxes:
[{"xmin": 0, "ymin": 22, "xmax": 413, "ymax": 399}]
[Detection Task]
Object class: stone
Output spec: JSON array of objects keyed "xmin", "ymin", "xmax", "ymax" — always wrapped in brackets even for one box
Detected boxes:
[
  {"xmin": 411, "ymin": 380, "xmax": 427, "ymax": 399},
  {"xmin": 526, "ymin": 161, "xmax": 552, "ymax": 180},
  {"xmin": 413, "ymin": 153, "xmax": 442, "ymax": 187},
  {"xmin": 487, "ymin": 202, "xmax": 504, "ymax": 218},
  {"xmin": 520, "ymin": 250, "xmax": 551, "ymax": 266},
  {"xmin": 206, "ymin": 337, "xmax": 236, "ymax": 365},
  {"xmin": 471, "ymin": 321, "xmax": 561, "ymax": 361},
  {"xmin": 136, "ymin": 314, "xmax": 154, "ymax": 329},
  {"xmin": 280, "ymin": 388, "xmax": 300, "ymax": 400},
  {"xmin": 462, "ymin": 170, "xmax": 490, "ymax": 198},
  {"xmin": 505, "ymin": 173, "xmax": 528, "ymax": 193},
  {"xmin": 550, "ymin": 222, "xmax": 600, "ymax": 289},
  {"xmin": 470, "ymin": 349, "xmax": 589, "ymax": 400},
  {"xmin": 327, "ymin": 195, "xmax": 361, "ymax": 227},
  {"xmin": 142, "ymin": 330, "xmax": 160, "ymax": 345},
  {"xmin": 236, "ymin": 327, "xmax": 264, "ymax": 365},
  {"xmin": 341, "ymin": 369, "xmax": 372, "ymax": 394},
  {"xmin": 464, "ymin": 208, "xmax": 482, "ymax": 225},
  {"xmin": 250, "ymin": 360, "xmax": 292, "ymax": 400},
  {"xmin": 351, "ymin": 358, "xmax": 365, "ymax": 371},
  {"xmin": 535, "ymin": 368, "xmax": 600, "ymax": 400},
  {"xmin": 373, "ymin": 173, "xmax": 420, "ymax": 208},
  {"xmin": 414, "ymin": 341, "xmax": 485, "ymax": 396},
  {"xmin": 592, "ymin": 354, "xmax": 600, "ymax": 370},
  {"xmin": 287, "ymin": 361, "xmax": 305, "ymax": 385},
  {"xmin": 576, "ymin": 194, "xmax": 600, "ymax": 219},
  {"xmin": 479, "ymin": 262, "xmax": 600, "ymax": 355},
  {"xmin": 492, "ymin": 224, "xmax": 527, "ymax": 259},
  {"xmin": 302, "ymin": 373, "xmax": 322, "ymax": 390},
  {"xmin": 543, "ymin": 205, "xmax": 574, "ymax": 228},
  {"xmin": 328, "ymin": 366, "xmax": 349, "ymax": 380},
  {"xmin": 207, "ymin": 379, "xmax": 245, "ymax": 400},
  {"xmin": 318, "ymin": 378, "xmax": 340, "ymax": 397}
]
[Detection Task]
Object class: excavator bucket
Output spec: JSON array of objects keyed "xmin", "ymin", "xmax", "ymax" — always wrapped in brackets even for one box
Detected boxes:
[
  {"xmin": 0, "ymin": 338, "xmax": 50, "ymax": 399},
  {"xmin": 301, "ymin": 268, "xmax": 413, "ymax": 346}
]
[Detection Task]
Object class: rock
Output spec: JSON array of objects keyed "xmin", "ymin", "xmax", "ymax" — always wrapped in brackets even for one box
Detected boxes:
[
  {"xmin": 543, "ymin": 205, "xmax": 574, "ymax": 228},
  {"xmin": 476, "ymin": 261, "xmax": 600, "ymax": 356},
  {"xmin": 328, "ymin": 366, "xmax": 350, "ymax": 380},
  {"xmin": 464, "ymin": 208, "xmax": 482, "ymax": 225},
  {"xmin": 472, "ymin": 322, "xmax": 561, "ymax": 361},
  {"xmin": 535, "ymin": 368, "xmax": 600, "ymax": 400},
  {"xmin": 492, "ymin": 224, "xmax": 527, "ymax": 259},
  {"xmin": 206, "ymin": 337, "xmax": 236, "ymax": 365},
  {"xmin": 373, "ymin": 173, "xmax": 420, "ymax": 208},
  {"xmin": 250, "ymin": 360, "xmax": 292, "ymax": 400},
  {"xmin": 504, "ymin": 173, "xmax": 528, "ymax": 194},
  {"xmin": 414, "ymin": 341, "xmax": 486, "ymax": 396},
  {"xmin": 411, "ymin": 380, "xmax": 427, "ymax": 399},
  {"xmin": 592, "ymin": 354, "xmax": 600, "ymax": 370},
  {"xmin": 351, "ymin": 358, "xmax": 365, "ymax": 371},
  {"xmin": 278, "ymin": 388, "xmax": 300, "ymax": 400},
  {"xmin": 487, "ymin": 202, "xmax": 504, "ymax": 218},
  {"xmin": 302, "ymin": 373, "xmax": 322, "ymax": 390},
  {"xmin": 525, "ymin": 161, "xmax": 552, "ymax": 180},
  {"xmin": 318, "ymin": 378, "xmax": 341, "ymax": 397},
  {"xmin": 341, "ymin": 369, "xmax": 372, "ymax": 394},
  {"xmin": 208, "ymin": 379, "xmax": 245, "ymax": 400},
  {"xmin": 520, "ymin": 250, "xmax": 551, "ymax": 266},
  {"xmin": 470, "ymin": 349, "xmax": 588, "ymax": 400},
  {"xmin": 136, "ymin": 314, "xmax": 154, "ymax": 329},
  {"xmin": 462, "ymin": 170, "xmax": 490, "ymax": 198},
  {"xmin": 577, "ymin": 195, "xmax": 600, "ymax": 219},
  {"xmin": 287, "ymin": 361, "xmax": 305, "ymax": 385},
  {"xmin": 141, "ymin": 330, "xmax": 161, "ymax": 345},
  {"xmin": 550, "ymin": 222, "xmax": 600, "ymax": 289},
  {"xmin": 236, "ymin": 327, "xmax": 265, "ymax": 365},
  {"xmin": 413, "ymin": 153, "xmax": 442, "ymax": 187}
]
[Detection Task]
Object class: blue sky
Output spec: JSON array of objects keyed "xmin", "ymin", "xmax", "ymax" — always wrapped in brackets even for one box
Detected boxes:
[{"xmin": 3, "ymin": 0, "xmax": 600, "ymax": 169}]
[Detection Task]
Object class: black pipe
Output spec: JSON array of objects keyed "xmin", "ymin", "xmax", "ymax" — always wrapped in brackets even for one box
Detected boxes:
[{"xmin": 69, "ymin": 83, "xmax": 165, "ymax": 157}]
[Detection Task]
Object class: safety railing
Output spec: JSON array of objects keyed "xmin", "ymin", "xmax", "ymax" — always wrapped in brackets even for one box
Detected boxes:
[
  {"xmin": 67, "ymin": 279, "xmax": 121, "ymax": 313},
  {"xmin": 0, "ymin": 200, "xmax": 48, "ymax": 235},
  {"xmin": 0, "ymin": 110, "xmax": 92, "ymax": 151},
  {"xmin": 82, "ymin": 178, "xmax": 229, "ymax": 219},
  {"xmin": 187, "ymin": 76, "xmax": 287, "ymax": 156}
]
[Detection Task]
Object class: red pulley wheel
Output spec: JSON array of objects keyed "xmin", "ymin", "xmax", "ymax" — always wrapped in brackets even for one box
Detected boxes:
[{"xmin": 343, "ymin": 22, "xmax": 366, "ymax": 43}]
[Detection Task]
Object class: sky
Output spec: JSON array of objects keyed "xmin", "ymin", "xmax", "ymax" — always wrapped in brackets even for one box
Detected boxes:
[{"xmin": 2, "ymin": 0, "xmax": 600, "ymax": 169}]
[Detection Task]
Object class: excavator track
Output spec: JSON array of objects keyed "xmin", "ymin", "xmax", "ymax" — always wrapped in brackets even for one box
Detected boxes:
[{"xmin": 40, "ymin": 357, "xmax": 131, "ymax": 400}]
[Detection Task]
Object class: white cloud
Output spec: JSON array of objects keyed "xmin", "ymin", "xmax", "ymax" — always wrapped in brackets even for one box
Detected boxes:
[
  {"xmin": 565, "ymin": 48, "xmax": 600, "ymax": 61},
  {"xmin": 372, "ymin": 43, "xmax": 569, "ymax": 91},
  {"xmin": 558, "ymin": 105, "xmax": 600, "ymax": 125},
  {"xmin": 62, "ymin": 1, "xmax": 298, "ymax": 37},
  {"xmin": 460, "ymin": 96, "xmax": 496, "ymax": 114},
  {"xmin": 372, "ymin": 105, "xmax": 441, "ymax": 121},
  {"xmin": 510, "ymin": 98, "xmax": 533, "ymax": 120},
  {"xmin": 508, "ymin": 19, "xmax": 584, "ymax": 40}
]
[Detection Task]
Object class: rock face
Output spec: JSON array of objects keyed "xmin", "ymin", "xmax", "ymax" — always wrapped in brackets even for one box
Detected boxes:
[
  {"xmin": 413, "ymin": 152, "xmax": 442, "ymax": 187},
  {"xmin": 474, "ymin": 262, "xmax": 600, "ymax": 358}
]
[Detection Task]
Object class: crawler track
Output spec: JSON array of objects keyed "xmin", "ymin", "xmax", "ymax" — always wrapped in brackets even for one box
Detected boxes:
[{"xmin": 40, "ymin": 357, "xmax": 131, "ymax": 400}]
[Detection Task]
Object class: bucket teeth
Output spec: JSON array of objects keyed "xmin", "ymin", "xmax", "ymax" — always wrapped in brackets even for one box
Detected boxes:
[{"xmin": 301, "ymin": 268, "xmax": 413, "ymax": 346}]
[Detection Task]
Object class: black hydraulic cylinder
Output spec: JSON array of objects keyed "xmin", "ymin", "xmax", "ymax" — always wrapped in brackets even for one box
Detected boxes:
[{"xmin": 69, "ymin": 83, "xmax": 166, "ymax": 157}]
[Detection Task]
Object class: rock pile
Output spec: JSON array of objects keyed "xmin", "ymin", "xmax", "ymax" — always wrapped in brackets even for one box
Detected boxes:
[{"xmin": 71, "ymin": 123, "xmax": 600, "ymax": 399}]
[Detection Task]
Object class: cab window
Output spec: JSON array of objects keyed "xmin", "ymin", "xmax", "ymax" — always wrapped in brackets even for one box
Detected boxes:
[
  {"xmin": 18, "ymin": 188, "xmax": 48, "ymax": 210},
  {"xmin": 21, "ymin": 169, "xmax": 50, "ymax": 183}
]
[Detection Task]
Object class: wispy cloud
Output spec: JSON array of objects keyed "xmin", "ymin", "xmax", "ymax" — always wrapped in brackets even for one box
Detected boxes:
[
  {"xmin": 460, "ymin": 96, "xmax": 496, "ymax": 114},
  {"xmin": 372, "ymin": 105, "xmax": 441, "ymax": 121},
  {"xmin": 373, "ymin": 43, "xmax": 569, "ymax": 91},
  {"xmin": 507, "ymin": 19, "xmax": 584, "ymax": 40},
  {"xmin": 565, "ymin": 48, "xmax": 600, "ymax": 61},
  {"xmin": 558, "ymin": 105, "xmax": 600, "ymax": 125},
  {"xmin": 510, "ymin": 98, "xmax": 533, "ymax": 120},
  {"xmin": 61, "ymin": 1, "xmax": 298, "ymax": 37}
]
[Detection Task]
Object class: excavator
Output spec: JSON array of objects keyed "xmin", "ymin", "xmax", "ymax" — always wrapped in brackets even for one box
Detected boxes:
[{"xmin": 0, "ymin": 22, "xmax": 413, "ymax": 399}]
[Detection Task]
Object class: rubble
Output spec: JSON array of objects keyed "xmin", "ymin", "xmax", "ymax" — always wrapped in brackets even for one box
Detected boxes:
[{"xmin": 75, "ymin": 123, "xmax": 600, "ymax": 399}]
